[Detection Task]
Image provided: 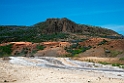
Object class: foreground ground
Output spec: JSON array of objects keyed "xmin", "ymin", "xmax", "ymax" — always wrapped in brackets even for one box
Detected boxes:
[{"xmin": 0, "ymin": 58, "xmax": 124, "ymax": 83}]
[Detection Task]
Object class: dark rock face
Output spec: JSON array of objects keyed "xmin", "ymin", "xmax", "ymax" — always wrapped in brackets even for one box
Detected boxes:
[{"xmin": 45, "ymin": 18, "xmax": 78, "ymax": 33}]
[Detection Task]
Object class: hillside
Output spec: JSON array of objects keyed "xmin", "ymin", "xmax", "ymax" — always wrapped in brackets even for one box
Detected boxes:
[
  {"xmin": 74, "ymin": 38, "xmax": 124, "ymax": 64},
  {"xmin": 0, "ymin": 18, "xmax": 124, "ymax": 65},
  {"xmin": 34, "ymin": 18, "xmax": 118, "ymax": 35},
  {"xmin": 0, "ymin": 18, "xmax": 122, "ymax": 43}
]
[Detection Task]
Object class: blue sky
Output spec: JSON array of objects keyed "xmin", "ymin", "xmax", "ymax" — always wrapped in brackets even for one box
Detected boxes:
[{"xmin": 0, "ymin": 0, "xmax": 124, "ymax": 35}]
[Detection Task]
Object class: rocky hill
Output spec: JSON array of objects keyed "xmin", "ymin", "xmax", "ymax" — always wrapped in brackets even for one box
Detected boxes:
[
  {"xmin": 0, "ymin": 18, "xmax": 122, "ymax": 43},
  {"xmin": 34, "ymin": 18, "xmax": 120, "ymax": 36}
]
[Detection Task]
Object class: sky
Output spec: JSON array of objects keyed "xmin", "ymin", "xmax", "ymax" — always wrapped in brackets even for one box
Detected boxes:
[{"xmin": 0, "ymin": 0, "xmax": 124, "ymax": 35}]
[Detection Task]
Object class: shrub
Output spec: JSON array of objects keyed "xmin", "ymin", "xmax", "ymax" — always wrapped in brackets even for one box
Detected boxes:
[
  {"xmin": 98, "ymin": 39, "xmax": 108, "ymax": 45},
  {"xmin": 119, "ymin": 58, "xmax": 124, "ymax": 61},
  {"xmin": 0, "ymin": 44, "xmax": 13, "ymax": 57},
  {"xmin": 36, "ymin": 45, "xmax": 45, "ymax": 50},
  {"xmin": 112, "ymin": 63, "xmax": 124, "ymax": 69},
  {"xmin": 69, "ymin": 43, "xmax": 79, "ymax": 49},
  {"xmin": 112, "ymin": 63, "xmax": 121, "ymax": 67},
  {"xmin": 98, "ymin": 61, "xmax": 110, "ymax": 65},
  {"xmin": 121, "ymin": 65, "xmax": 124, "ymax": 69},
  {"xmin": 62, "ymin": 54, "xmax": 72, "ymax": 57},
  {"xmin": 66, "ymin": 45, "xmax": 92, "ymax": 57}
]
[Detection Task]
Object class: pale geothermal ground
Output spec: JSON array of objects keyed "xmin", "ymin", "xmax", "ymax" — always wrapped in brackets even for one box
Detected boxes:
[{"xmin": 0, "ymin": 57, "xmax": 124, "ymax": 83}]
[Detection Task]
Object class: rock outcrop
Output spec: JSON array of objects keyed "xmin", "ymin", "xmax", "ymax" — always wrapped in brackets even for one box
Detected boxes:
[{"xmin": 34, "ymin": 18, "xmax": 119, "ymax": 36}]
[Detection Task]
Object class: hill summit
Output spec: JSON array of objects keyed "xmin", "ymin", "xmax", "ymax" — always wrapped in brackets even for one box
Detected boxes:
[{"xmin": 34, "ymin": 18, "xmax": 119, "ymax": 36}]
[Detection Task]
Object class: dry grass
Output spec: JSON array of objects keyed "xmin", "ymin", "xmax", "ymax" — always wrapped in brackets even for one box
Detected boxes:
[{"xmin": 73, "ymin": 57, "xmax": 124, "ymax": 64}]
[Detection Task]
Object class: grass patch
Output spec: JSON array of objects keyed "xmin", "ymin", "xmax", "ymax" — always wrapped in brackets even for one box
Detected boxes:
[
  {"xmin": 112, "ymin": 63, "xmax": 124, "ymax": 69},
  {"xmin": 98, "ymin": 61, "xmax": 124, "ymax": 69},
  {"xmin": 112, "ymin": 63, "xmax": 121, "ymax": 67},
  {"xmin": 66, "ymin": 45, "xmax": 92, "ymax": 57},
  {"xmin": 64, "ymin": 40, "xmax": 92, "ymax": 57},
  {"xmin": 98, "ymin": 61, "xmax": 110, "ymax": 65},
  {"xmin": 86, "ymin": 59, "xmax": 94, "ymax": 62},
  {"xmin": 62, "ymin": 54, "xmax": 72, "ymax": 57},
  {"xmin": 110, "ymin": 51, "xmax": 122, "ymax": 57},
  {"xmin": 119, "ymin": 58, "xmax": 124, "ymax": 61}
]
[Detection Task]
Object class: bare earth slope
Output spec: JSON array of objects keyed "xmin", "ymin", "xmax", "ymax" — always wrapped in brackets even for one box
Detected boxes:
[{"xmin": 77, "ymin": 38, "xmax": 124, "ymax": 64}]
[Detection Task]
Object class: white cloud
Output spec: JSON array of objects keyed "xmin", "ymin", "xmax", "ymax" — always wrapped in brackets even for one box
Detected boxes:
[{"xmin": 101, "ymin": 24, "xmax": 124, "ymax": 35}]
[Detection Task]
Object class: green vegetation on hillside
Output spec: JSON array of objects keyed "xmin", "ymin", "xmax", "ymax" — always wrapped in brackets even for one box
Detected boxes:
[
  {"xmin": 0, "ymin": 18, "xmax": 122, "ymax": 43},
  {"xmin": 0, "ymin": 44, "xmax": 13, "ymax": 57},
  {"xmin": 119, "ymin": 58, "xmax": 124, "ymax": 61},
  {"xmin": 110, "ymin": 50, "xmax": 123, "ymax": 57},
  {"xmin": 98, "ymin": 61, "xmax": 110, "ymax": 65},
  {"xmin": 36, "ymin": 45, "xmax": 46, "ymax": 50},
  {"xmin": 98, "ymin": 39, "xmax": 108, "ymax": 45},
  {"xmin": 65, "ymin": 43, "xmax": 92, "ymax": 57},
  {"xmin": 0, "ymin": 25, "xmax": 68, "ymax": 43}
]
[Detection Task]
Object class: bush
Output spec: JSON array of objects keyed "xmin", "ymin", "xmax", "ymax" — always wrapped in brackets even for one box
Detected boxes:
[
  {"xmin": 66, "ymin": 44, "xmax": 92, "ymax": 57},
  {"xmin": 62, "ymin": 54, "xmax": 72, "ymax": 57},
  {"xmin": 0, "ymin": 44, "xmax": 13, "ymax": 57},
  {"xmin": 119, "ymin": 58, "xmax": 124, "ymax": 61},
  {"xmin": 98, "ymin": 39, "xmax": 108, "ymax": 45},
  {"xmin": 98, "ymin": 61, "xmax": 110, "ymax": 65},
  {"xmin": 36, "ymin": 45, "xmax": 45, "ymax": 50},
  {"xmin": 112, "ymin": 63, "xmax": 121, "ymax": 67},
  {"xmin": 112, "ymin": 63, "xmax": 124, "ymax": 69}
]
